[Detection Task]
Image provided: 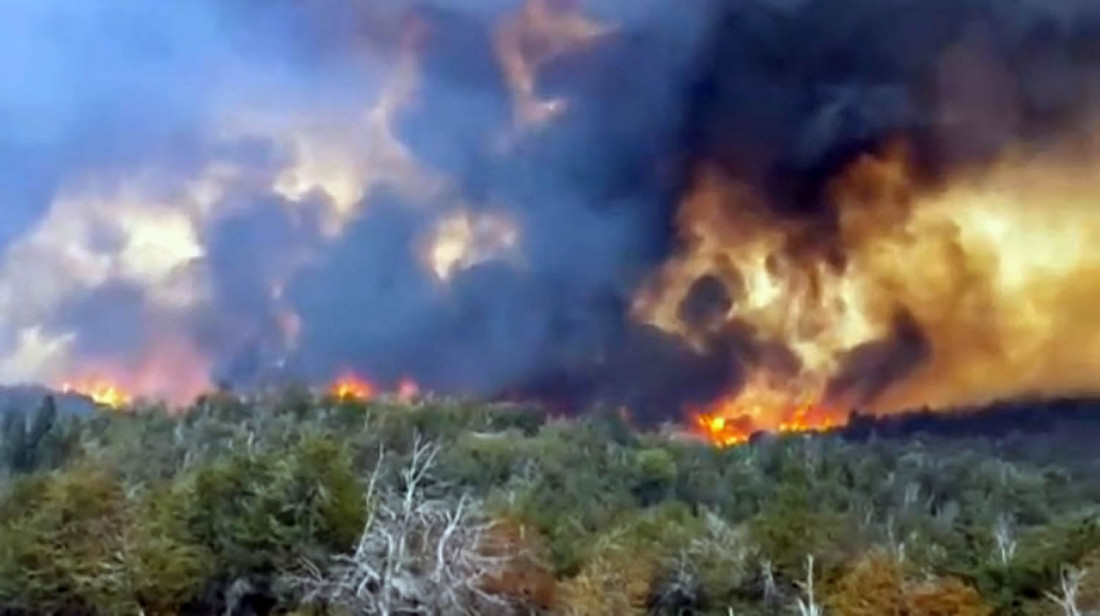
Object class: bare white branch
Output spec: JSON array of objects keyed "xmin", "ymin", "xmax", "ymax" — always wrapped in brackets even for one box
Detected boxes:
[
  {"xmin": 1044, "ymin": 566, "xmax": 1087, "ymax": 616},
  {"xmin": 794, "ymin": 554, "xmax": 824, "ymax": 616},
  {"xmin": 285, "ymin": 437, "xmax": 529, "ymax": 615},
  {"xmin": 994, "ymin": 515, "xmax": 1017, "ymax": 567}
]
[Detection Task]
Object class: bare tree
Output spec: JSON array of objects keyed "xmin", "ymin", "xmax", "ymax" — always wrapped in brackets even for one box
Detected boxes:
[
  {"xmin": 794, "ymin": 555, "xmax": 824, "ymax": 616},
  {"xmin": 993, "ymin": 515, "xmax": 1017, "ymax": 567},
  {"xmin": 1045, "ymin": 566, "xmax": 1087, "ymax": 616},
  {"xmin": 761, "ymin": 559, "xmax": 778, "ymax": 607},
  {"xmin": 648, "ymin": 550, "xmax": 702, "ymax": 614},
  {"xmin": 287, "ymin": 435, "xmax": 527, "ymax": 615}
]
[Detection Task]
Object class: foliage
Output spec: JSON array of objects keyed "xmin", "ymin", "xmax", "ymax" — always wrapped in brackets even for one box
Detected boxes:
[
  {"xmin": 0, "ymin": 396, "xmax": 80, "ymax": 476},
  {"xmin": 0, "ymin": 392, "xmax": 1096, "ymax": 615},
  {"xmin": 558, "ymin": 504, "xmax": 700, "ymax": 615},
  {"xmin": 180, "ymin": 433, "xmax": 366, "ymax": 578},
  {"xmin": 0, "ymin": 465, "xmax": 210, "ymax": 615},
  {"xmin": 827, "ymin": 550, "xmax": 991, "ymax": 616},
  {"xmin": 748, "ymin": 486, "xmax": 861, "ymax": 581}
]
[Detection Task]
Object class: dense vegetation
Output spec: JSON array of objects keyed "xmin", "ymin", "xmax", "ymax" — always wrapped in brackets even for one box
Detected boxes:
[{"xmin": 1, "ymin": 391, "xmax": 1098, "ymax": 615}]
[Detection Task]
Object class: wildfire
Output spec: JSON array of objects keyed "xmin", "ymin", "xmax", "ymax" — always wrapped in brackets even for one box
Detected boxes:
[
  {"xmin": 327, "ymin": 373, "xmax": 423, "ymax": 403},
  {"xmin": 8, "ymin": 0, "xmax": 1100, "ymax": 437},
  {"xmin": 638, "ymin": 137, "xmax": 1100, "ymax": 421},
  {"xmin": 61, "ymin": 380, "xmax": 132, "ymax": 410},
  {"xmin": 329, "ymin": 373, "xmax": 377, "ymax": 402},
  {"xmin": 691, "ymin": 377, "xmax": 847, "ymax": 447},
  {"xmin": 694, "ymin": 413, "xmax": 755, "ymax": 447}
]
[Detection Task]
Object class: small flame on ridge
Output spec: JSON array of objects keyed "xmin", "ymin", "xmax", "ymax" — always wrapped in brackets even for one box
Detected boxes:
[
  {"xmin": 327, "ymin": 373, "xmax": 423, "ymax": 403},
  {"xmin": 61, "ymin": 380, "xmax": 132, "ymax": 410},
  {"xmin": 329, "ymin": 373, "xmax": 376, "ymax": 402}
]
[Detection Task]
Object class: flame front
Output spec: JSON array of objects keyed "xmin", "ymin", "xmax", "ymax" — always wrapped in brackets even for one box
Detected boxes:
[{"xmin": 691, "ymin": 373, "xmax": 846, "ymax": 447}]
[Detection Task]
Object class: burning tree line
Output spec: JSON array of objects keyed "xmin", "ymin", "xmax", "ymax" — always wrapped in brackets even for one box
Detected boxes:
[
  {"xmin": 1, "ymin": 391, "xmax": 1099, "ymax": 614},
  {"xmin": 59, "ymin": 369, "xmax": 852, "ymax": 447}
]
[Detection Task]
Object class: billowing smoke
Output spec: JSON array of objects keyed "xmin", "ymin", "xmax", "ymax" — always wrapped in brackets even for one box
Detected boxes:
[{"xmin": 2, "ymin": 0, "xmax": 1099, "ymax": 428}]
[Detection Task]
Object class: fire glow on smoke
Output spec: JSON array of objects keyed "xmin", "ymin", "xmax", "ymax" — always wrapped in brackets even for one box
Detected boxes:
[{"xmin": 3, "ymin": 0, "xmax": 1100, "ymax": 444}]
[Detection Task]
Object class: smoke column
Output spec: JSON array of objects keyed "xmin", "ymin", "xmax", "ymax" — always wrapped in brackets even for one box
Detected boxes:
[{"xmin": 1, "ymin": 0, "xmax": 1098, "ymax": 428}]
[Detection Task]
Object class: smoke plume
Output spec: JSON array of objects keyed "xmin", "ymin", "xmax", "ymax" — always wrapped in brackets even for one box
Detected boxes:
[{"xmin": 1, "ymin": 0, "xmax": 1099, "ymax": 429}]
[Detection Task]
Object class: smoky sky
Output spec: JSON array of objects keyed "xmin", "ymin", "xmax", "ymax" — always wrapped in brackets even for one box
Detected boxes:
[{"xmin": 3, "ymin": 0, "xmax": 1100, "ymax": 417}]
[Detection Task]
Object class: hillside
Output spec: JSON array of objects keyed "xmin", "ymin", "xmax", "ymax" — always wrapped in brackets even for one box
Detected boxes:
[{"xmin": 1, "ymin": 392, "xmax": 1098, "ymax": 615}]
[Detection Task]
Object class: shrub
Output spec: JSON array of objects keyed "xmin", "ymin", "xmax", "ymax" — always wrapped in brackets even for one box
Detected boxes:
[
  {"xmin": 503, "ymin": 420, "xmax": 638, "ymax": 575},
  {"xmin": 0, "ymin": 396, "xmax": 79, "ymax": 475},
  {"xmin": 478, "ymin": 517, "xmax": 557, "ymax": 611},
  {"xmin": 827, "ymin": 550, "xmax": 991, "ymax": 616},
  {"xmin": 0, "ymin": 466, "xmax": 210, "ymax": 615},
  {"xmin": 748, "ymin": 486, "xmax": 862, "ymax": 581},
  {"xmin": 632, "ymin": 447, "xmax": 678, "ymax": 505},
  {"xmin": 180, "ymin": 434, "xmax": 366, "ymax": 578},
  {"xmin": 557, "ymin": 504, "xmax": 705, "ymax": 615},
  {"xmin": 958, "ymin": 514, "xmax": 1100, "ymax": 613},
  {"xmin": 684, "ymin": 511, "xmax": 757, "ymax": 609},
  {"xmin": 438, "ymin": 430, "xmax": 531, "ymax": 490}
]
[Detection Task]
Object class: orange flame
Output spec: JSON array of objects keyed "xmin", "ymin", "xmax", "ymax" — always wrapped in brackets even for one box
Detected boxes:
[
  {"xmin": 327, "ymin": 373, "xmax": 424, "ymax": 403},
  {"xmin": 693, "ymin": 413, "xmax": 756, "ymax": 447},
  {"xmin": 690, "ymin": 375, "xmax": 847, "ymax": 447},
  {"xmin": 61, "ymin": 380, "xmax": 132, "ymax": 410},
  {"xmin": 329, "ymin": 373, "xmax": 376, "ymax": 402}
]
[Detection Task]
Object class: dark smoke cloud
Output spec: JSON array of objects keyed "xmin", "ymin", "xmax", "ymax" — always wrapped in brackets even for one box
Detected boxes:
[
  {"xmin": 276, "ymin": 0, "xmax": 713, "ymax": 414},
  {"xmin": 826, "ymin": 309, "xmax": 931, "ymax": 406},
  {"xmin": 688, "ymin": 0, "xmax": 1100, "ymax": 211}
]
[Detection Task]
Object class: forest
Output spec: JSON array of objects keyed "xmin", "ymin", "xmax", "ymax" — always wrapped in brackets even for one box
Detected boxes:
[{"xmin": 1, "ymin": 391, "xmax": 1098, "ymax": 615}]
